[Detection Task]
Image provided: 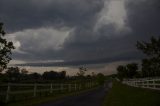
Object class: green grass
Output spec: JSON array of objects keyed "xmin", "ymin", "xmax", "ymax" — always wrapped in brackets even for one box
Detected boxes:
[
  {"xmin": 4, "ymin": 86, "xmax": 100, "ymax": 106},
  {"xmin": 104, "ymin": 81, "xmax": 160, "ymax": 106}
]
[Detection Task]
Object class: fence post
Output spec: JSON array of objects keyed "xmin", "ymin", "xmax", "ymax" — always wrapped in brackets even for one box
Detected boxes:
[
  {"xmin": 89, "ymin": 82, "xmax": 91, "ymax": 88},
  {"xmin": 68, "ymin": 84, "xmax": 71, "ymax": 92},
  {"xmin": 134, "ymin": 80, "xmax": 136, "ymax": 87},
  {"xmin": 147, "ymin": 80, "xmax": 149, "ymax": 88},
  {"xmin": 153, "ymin": 79, "xmax": 156, "ymax": 89},
  {"xmin": 75, "ymin": 83, "xmax": 77, "ymax": 91},
  {"xmin": 6, "ymin": 83, "xmax": 10, "ymax": 103},
  {"xmin": 61, "ymin": 84, "xmax": 63, "ymax": 92},
  {"xmin": 141, "ymin": 80, "xmax": 143, "ymax": 88},
  {"xmin": 50, "ymin": 83, "xmax": 53, "ymax": 93},
  {"xmin": 85, "ymin": 83, "xmax": 87, "ymax": 88},
  {"xmin": 134, "ymin": 81, "xmax": 136, "ymax": 87},
  {"xmin": 79, "ymin": 84, "xmax": 81, "ymax": 90},
  {"xmin": 33, "ymin": 83, "xmax": 37, "ymax": 97}
]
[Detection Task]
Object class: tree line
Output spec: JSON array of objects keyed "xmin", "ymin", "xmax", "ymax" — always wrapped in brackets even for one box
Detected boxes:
[
  {"xmin": 0, "ymin": 67, "xmax": 67, "ymax": 83},
  {"xmin": 117, "ymin": 36, "xmax": 160, "ymax": 80},
  {"xmin": 0, "ymin": 66, "xmax": 105, "ymax": 85}
]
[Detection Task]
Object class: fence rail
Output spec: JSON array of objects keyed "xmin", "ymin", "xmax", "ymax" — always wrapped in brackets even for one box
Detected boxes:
[
  {"xmin": 0, "ymin": 81, "xmax": 98, "ymax": 103},
  {"xmin": 122, "ymin": 78, "xmax": 160, "ymax": 90}
]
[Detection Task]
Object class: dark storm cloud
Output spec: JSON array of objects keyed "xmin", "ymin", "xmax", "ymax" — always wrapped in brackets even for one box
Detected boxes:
[
  {"xmin": 1, "ymin": 0, "xmax": 160, "ymax": 66},
  {"xmin": 0, "ymin": 0, "xmax": 104, "ymax": 32},
  {"xmin": 125, "ymin": 0, "xmax": 160, "ymax": 40},
  {"xmin": 58, "ymin": 0, "xmax": 160, "ymax": 64}
]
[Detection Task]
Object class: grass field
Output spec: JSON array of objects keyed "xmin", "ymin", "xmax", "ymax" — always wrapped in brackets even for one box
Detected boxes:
[{"xmin": 104, "ymin": 81, "xmax": 160, "ymax": 106}]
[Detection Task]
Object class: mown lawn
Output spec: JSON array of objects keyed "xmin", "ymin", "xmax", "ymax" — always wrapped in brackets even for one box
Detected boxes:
[{"xmin": 104, "ymin": 81, "xmax": 160, "ymax": 106}]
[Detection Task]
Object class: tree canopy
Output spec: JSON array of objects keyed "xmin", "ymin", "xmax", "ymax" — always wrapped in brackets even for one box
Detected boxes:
[
  {"xmin": 77, "ymin": 66, "xmax": 87, "ymax": 77},
  {"xmin": 137, "ymin": 36, "xmax": 160, "ymax": 77},
  {"xmin": 117, "ymin": 63, "xmax": 138, "ymax": 80},
  {"xmin": 0, "ymin": 23, "xmax": 14, "ymax": 71}
]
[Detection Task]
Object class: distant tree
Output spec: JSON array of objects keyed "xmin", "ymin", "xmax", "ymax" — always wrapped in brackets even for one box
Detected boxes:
[
  {"xmin": 117, "ymin": 63, "xmax": 138, "ymax": 80},
  {"xmin": 43, "ymin": 71, "xmax": 58, "ymax": 80},
  {"xmin": 117, "ymin": 65, "xmax": 127, "ymax": 80},
  {"xmin": 59, "ymin": 71, "xmax": 66, "ymax": 79},
  {"xmin": 91, "ymin": 72, "xmax": 96, "ymax": 77},
  {"xmin": 29, "ymin": 72, "xmax": 41, "ymax": 82},
  {"xmin": 137, "ymin": 36, "xmax": 160, "ymax": 77},
  {"xmin": 20, "ymin": 68, "xmax": 29, "ymax": 81},
  {"xmin": 86, "ymin": 75, "xmax": 91, "ymax": 79},
  {"xmin": 21, "ymin": 68, "xmax": 28, "ymax": 75},
  {"xmin": 96, "ymin": 73, "xmax": 105, "ymax": 85},
  {"xmin": 77, "ymin": 67, "xmax": 87, "ymax": 77},
  {"xmin": 126, "ymin": 63, "xmax": 138, "ymax": 78},
  {"xmin": 0, "ymin": 23, "xmax": 15, "ymax": 71},
  {"xmin": 5, "ymin": 67, "xmax": 20, "ymax": 82}
]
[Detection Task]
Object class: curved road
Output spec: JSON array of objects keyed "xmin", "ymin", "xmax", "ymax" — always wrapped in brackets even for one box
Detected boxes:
[{"xmin": 39, "ymin": 82, "xmax": 112, "ymax": 106}]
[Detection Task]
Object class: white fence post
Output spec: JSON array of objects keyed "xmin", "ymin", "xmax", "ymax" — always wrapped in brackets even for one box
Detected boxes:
[
  {"xmin": 134, "ymin": 81, "xmax": 136, "ymax": 87},
  {"xmin": 153, "ymin": 79, "xmax": 156, "ymax": 89},
  {"xmin": 147, "ymin": 80, "xmax": 149, "ymax": 88},
  {"xmin": 142, "ymin": 80, "xmax": 144, "ymax": 87},
  {"xmin": 6, "ymin": 83, "xmax": 10, "ymax": 103},
  {"xmin": 33, "ymin": 83, "xmax": 37, "ymax": 97}
]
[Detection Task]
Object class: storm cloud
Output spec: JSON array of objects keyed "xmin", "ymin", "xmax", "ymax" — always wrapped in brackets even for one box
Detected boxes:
[{"xmin": 0, "ymin": 0, "xmax": 160, "ymax": 66}]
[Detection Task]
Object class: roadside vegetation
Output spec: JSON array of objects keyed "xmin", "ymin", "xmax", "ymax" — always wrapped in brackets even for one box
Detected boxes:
[
  {"xmin": 104, "ymin": 81, "xmax": 160, "ymax": 106},
  {"xmin": 116, "ymin": 36, "xmax": 160, "ymax": 80}
]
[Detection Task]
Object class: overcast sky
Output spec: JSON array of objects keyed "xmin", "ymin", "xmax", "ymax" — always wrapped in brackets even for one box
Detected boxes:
[{"xmin": 0, "ymin": 0, "xmax": 160, "ymax": 75}]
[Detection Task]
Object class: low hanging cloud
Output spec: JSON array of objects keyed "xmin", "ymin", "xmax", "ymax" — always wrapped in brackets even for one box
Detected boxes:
[
  {"xmin": 0, "ymin": 0, "xmax": 160, "ymax": 67},
  {"xmin": 8, "ymin": 27, "xmax": 72, "ymax": 61}
]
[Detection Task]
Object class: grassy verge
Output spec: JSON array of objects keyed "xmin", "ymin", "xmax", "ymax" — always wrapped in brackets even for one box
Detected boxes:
[
  {"xmin": 103, "ymin": 81, "xmax": 160, "ymax": 106},
  {"xmin": 4, "ymin": 86, "xmax": 99, "ymax": 106}
]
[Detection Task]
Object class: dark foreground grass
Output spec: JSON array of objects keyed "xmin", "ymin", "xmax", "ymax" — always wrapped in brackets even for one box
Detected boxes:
[
  {"xmin": 4, "ymin": 86, "xmax": 99, "ymax": 106},
  {"xmin": 104, "ymin": 81, "xmax": 160, "ymax": 106}
]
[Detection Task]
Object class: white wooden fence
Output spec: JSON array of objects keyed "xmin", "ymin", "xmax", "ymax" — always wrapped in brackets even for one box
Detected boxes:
[
  {"xmin": 0, "ymin": 82, "xmax": 98, "ymax": 103},
  {"xmin": 123, "ymin": 78, "xmax": 160, "ymax": 90}
]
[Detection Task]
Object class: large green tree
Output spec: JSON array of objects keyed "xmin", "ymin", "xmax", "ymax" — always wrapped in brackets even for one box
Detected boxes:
[
  {"xmin": 126, "ymin": 63, "xmax": 138, "ymax": 78},
  {"xmin": 117, "ymin": 65, "xmax": 127, "ymax": 80},
  {"xmin": 96, "ymin": 73, "xmax": 105, "ymax": 85},
  {"xmin": 137, "ymin": 36, "xmax": 160, "ymax": 77},
  {"xmin": 0, "ymin": 23, "xmax": 15, "ymax": 72},
  {"xmin": 117, "ymin": 63, "xmax": 138, "ymax": 80}
]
